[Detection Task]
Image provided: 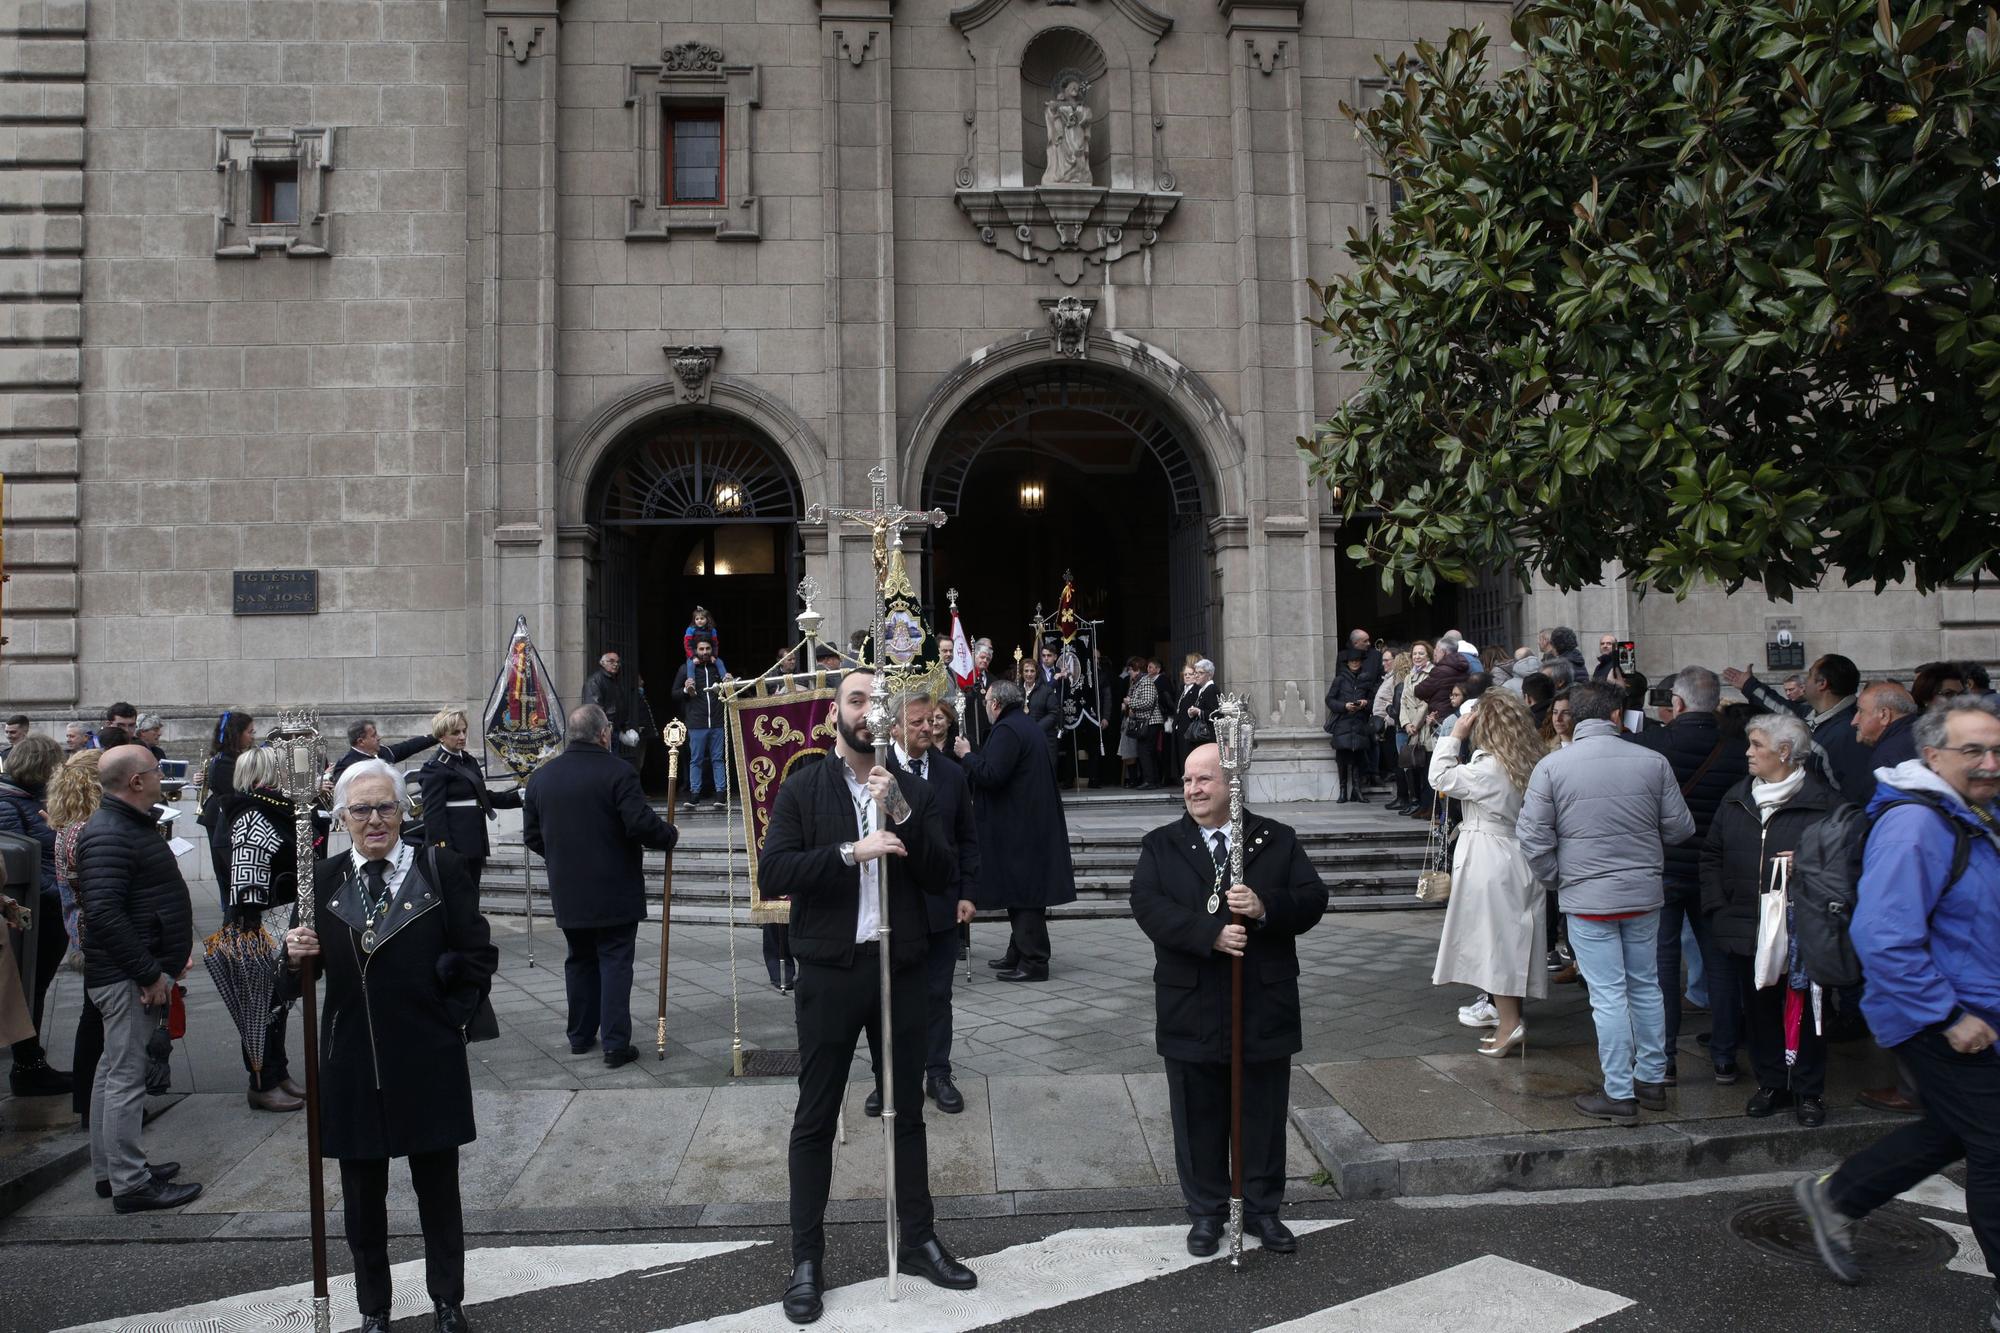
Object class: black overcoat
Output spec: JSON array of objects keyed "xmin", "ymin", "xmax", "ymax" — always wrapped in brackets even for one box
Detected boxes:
[
  {"xmin": 523, "ymin": 741, "xmax": 678, "ymax": 929},
  {"xmin": 1698, "ymin": 772, "xmax": 1838, "ymax": 956},
  {"xmin": 1026, "ymin": 680, "xmax": 1062, "ymax": 764},
  {"xmin": 758, "ymin": 755, "xmax": 953, "ymax": 971},
  {"xmin": 957, "ymin": 705, "xmax": 1077, "ymax": 911},
  {"xmin": 279, "ymin": 845, "xmax": 497, "ymax": 1160},
  {"xmin": 1323, "ymin": 666, "xmax": 1374, "ymax": 752},
  {"xmin": 890, "ymin": 749, "xmax": 980, "ymax": 933},
  {"xmin": 328, "ymin": 735, "xmax": 438, "ymax": 787},
  {"xmin": 1130, "ymin": 812, "xmax": 1328, "ymax": 1063},
  {"xmin": 416, "ymin": 749, "xmax": 524, "ymax": 861}
]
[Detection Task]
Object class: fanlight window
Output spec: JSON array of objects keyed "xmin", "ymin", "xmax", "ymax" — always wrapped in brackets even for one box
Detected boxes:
[{"xmin": 593, "ymin": 416, "xmax": 801, "ymax": 523}]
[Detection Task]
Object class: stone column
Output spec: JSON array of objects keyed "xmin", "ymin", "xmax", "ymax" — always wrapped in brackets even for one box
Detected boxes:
[
  {"xmin": 471, "ymin": 1, "xmax": 562, "ymax": 695},
  {"xmin": 1219, "ymin": 1, "xmax": 1322, "ymax": 723},
  {"xmin": 816, "ymin": 0, "xmax": 896, "ymax": 642},
  {"xmin": 0, "ymin": 0, "xmax": 85, "ymax": 706}
]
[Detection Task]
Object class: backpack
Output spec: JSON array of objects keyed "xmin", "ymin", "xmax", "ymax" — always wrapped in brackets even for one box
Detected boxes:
[{"xmin": 1792, "ymin": 795, "xmax": 1971, "ymax": 990}]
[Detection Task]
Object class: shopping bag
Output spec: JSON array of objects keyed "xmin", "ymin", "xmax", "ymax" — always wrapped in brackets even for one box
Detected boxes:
[{"xmin": 1753, "ymin": 856, "xmax": 1790, "ymax": 989}]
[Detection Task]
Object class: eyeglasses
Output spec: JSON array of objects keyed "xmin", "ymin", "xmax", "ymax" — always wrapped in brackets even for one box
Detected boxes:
[
  {"xmin": 345, "ymin": 802, "xmax": 401, "ymax": 822},
  {"xmin": 1936, "ymin": 744, "xmax": 2000, "ymax": 764}
]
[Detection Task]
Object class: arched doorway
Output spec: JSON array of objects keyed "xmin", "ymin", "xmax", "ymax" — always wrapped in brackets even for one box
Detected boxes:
[
  {"xmin": 919, "ymin": 361, "xmax": 1217, "ymax": 681},
  {"xmin": 586, "ymin": 411, "xmax": 804, "ymax": 749}
]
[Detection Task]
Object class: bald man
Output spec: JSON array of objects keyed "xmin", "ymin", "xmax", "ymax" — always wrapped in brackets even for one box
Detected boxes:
[
  {"xmin": 77, "ymin": 746, "xmax": 201, "ymax": 1210},
  {"xmin": 1855, "ymin": 681, "xmax": 1919, "ymax": 772},
  {"xmin": 1128, "ymin": 744, "xmax": 1328, "ymax": 1258}
]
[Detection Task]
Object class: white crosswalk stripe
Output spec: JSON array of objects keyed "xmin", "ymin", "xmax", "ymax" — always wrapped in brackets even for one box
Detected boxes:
[
  {"xmin": 655, "ymin": 1221, "xmax": 1351, "ymax": 1332},
  {"xmin": 53, "ymin": 1240, "xmax": 767, "ymax": 1333},
  {"xmin": 1252, "ymin": 1255, "xmax": 1634, "ymax": 1333}
]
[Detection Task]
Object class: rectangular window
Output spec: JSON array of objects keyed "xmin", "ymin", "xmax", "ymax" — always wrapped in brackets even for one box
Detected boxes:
[
  {"xmin": 254, "ymin": 161, "xmax": 300, "ymax": 225},
  {"xmin": 663, "ymin": 107, "xmax": 723, "ymax": 205}
]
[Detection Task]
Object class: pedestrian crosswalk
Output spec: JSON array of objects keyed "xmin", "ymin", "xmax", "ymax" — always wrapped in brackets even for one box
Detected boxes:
[{"xmin": 1252, "ymin": 1255, "xmax": 1633, "ymax": 1333}]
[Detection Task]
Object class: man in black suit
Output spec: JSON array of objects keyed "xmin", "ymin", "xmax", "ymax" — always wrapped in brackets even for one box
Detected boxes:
[
  {"xmin": 1022, "ymin": 659, "xmax": 1061, "ymax": 769},
  {"xmin": 523, "ymin": 704, "xmax": 679, "ymax": 1068},
  {"xmin": 866, "ymin": 689, "xmax": 979, "ymax": 1116},
  {"xmin": 759, "ymin": 668, "xmax": 978, "ymax": 1324},
  {"xmin": 1129, "ymin": 743, "xmax": 1329, "ymax": 1258},
  {"xmin": 328, "ymin": 718, "xmax": 439, "ymax": 787}
]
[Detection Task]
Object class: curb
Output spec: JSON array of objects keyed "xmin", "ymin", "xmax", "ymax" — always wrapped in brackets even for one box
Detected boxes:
[
  {"xmin": 0, "ymin": 1093, "xmax": 185, "ymax": 1221},
  {"xmin": 0, "ymin": 1179, "xmax": 1343, "ymax": 1244},
  {"xmin": 1290, "ymin": 1101, "xmax": 1909, "ymax": 1199}
]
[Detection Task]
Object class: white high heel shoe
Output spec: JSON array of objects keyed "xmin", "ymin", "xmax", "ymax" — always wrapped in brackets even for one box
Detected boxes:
[{"xmin": 1478, "ymin": 1025, "xmax": 1527, "ymax": 1059}]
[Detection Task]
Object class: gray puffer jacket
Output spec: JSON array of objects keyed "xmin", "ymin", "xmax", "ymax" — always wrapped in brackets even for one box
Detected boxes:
[{"xmin": 1516, "ymin": 718, "xmax": 1697, "ymax": 914}]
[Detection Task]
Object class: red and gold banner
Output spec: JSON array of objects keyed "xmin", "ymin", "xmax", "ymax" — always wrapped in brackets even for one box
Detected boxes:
[{"xmin": 727, "ymin": 684, "xmax": 836, "ymax": 924}]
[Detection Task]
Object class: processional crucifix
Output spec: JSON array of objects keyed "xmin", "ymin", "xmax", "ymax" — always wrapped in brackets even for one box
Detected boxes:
[{"xmin": 801, "ymin": 464, "xmax": 946, "ymax": 1300}]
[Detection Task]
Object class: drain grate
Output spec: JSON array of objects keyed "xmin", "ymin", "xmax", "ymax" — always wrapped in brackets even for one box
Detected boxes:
[
  {"xmin": 1729, "ymin": 1198, "xmax": 1955, "ymax": 1272},
  {"xmin": 738, "ymin": 1048, "xmax": 802, "ymax": 1078}
]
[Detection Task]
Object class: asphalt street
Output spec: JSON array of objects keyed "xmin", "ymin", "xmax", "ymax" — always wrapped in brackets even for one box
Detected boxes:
[{"xmin": 4, "ymin": 1172, "xmax": 1987, "ymax": 1332}]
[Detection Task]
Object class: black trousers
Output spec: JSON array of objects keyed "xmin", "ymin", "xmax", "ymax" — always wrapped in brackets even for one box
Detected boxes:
[
  {"xmin": 788, "ymin": 947, "xmax": 934, "ymax": 1265},
  {"xmin": 561, "ymin": 922, "xmax": 638, "ymax": 1053},
  {"xmin": 924, "ymin": 927, "xmax": 957, "ymax": 1078},
  {"xmin": 1736, "ymin": 959, "xmax": 1826, "ymax": 1097},
  {"xmin": 1164, "ymin": 1056, "xmax": 1291, "ymax": 1219},
  {"xmin": 339, "ymin": 1149, "xmax": 465, "ymax": 1316},
  {"xmin": 762, "ymin": 923, "xmax": 795, "ymax": 987},
  {"xmin": 462, "ymin": 856, "xmax": 486, "ymax": 893},
  {"xmin": 1004, "ymin": 908, "xmax": 1050, "ymax": 969},
  {"xmin": 72, "ymin": 993, "xmax": 102, "ymax": 1118},
  {"xmin": 240, "ymin": 1005, "xmax": 291, "ymax": 1092},
  {"xmin": 1831, "ymin": 1028, "xmax": 2000, "ymax": 1293}
]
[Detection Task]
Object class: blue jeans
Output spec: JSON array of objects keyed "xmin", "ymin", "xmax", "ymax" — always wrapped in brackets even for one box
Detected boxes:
[
  {"xmin": 687, "ymin": 726, "xmax": 726, "ymax": 799},
  {"xmin": 1567, "ymin": 910, "xmax": 1668, "ymax": 1100},
  {"xmin": 1659, "ymin": 882, "xmax": 1732, "ymax": 1062}
]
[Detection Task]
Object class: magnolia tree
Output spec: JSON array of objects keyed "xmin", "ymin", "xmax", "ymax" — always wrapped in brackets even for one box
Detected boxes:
[{"xmin": 1306, "ymin": 0, "xmax": 2000, "ymax": 600}]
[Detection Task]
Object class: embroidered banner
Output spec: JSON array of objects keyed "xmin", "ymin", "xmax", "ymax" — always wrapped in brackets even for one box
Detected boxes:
[{"xmin": 726, "ymin": 683, "xmax": 837, "ymax": 925}]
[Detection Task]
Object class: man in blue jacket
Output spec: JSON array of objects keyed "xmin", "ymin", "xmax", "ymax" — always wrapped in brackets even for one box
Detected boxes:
[{"xmin": 1795, "ymin": 694, "xmax": 2000, "ymax": 1313}]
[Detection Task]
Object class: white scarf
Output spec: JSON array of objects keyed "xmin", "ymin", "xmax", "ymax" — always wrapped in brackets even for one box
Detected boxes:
[{"xmin": 1750, "ymin": 766, "xmax": 1807, "ymax": 823}]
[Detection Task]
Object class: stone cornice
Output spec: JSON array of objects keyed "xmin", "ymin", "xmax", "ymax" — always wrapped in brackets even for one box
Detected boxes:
[
  {"xmin": 951, "ymin": 0, "xmax": 1171, "ymax": 41},
  {"xmin": 1216, "ymin": 0, "xmax": 1305, "ymax": 34}
]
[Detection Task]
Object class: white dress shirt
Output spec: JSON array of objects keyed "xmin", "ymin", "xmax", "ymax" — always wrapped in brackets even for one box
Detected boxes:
[
  {"xmin": 839, "ymin": 761, "xmax": 882, "ymax": 945},
  {"xmin": 349, "ymin": 839, "xmax": 414, "ymax": 916}
]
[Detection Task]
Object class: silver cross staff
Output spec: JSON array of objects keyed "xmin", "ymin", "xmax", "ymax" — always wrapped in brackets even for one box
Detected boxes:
[
  {"xmin": 801, "ymin": 464, "xmax": 947, "ymax": 1300},
  {"xmin": 1212, "ymin": 693, "xmax": 1254, "ymax": 1270}
]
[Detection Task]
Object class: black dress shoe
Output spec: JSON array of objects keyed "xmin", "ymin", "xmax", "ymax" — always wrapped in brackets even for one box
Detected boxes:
[
  {"xmin": 434, "ymin": 1301, "xmax": 471, "ymax": 1333},
  {"xmin": 783, "ymin": 1261, "xmax": 823, "ymax": 1325},
  {"xmin": 1797, "ymin": 1096, "xmax": 1827, "ymax": 1127},
  {"xmin": 864, "ymin": 1086, "xmax": 882, "ymax": 1117},
  {"xmin": 928, "ymin": 1074, "xmax": 965, "ymax": 1114},
  {"xmin": 898, "ymin": 1237, "xmax": 977, "ymax": 1290},
  {"xmin": 96, "ymin": 1162, "xmax": 180, "ymax": 1198},
  {"xmin": 1745, "ymin": 1087, "xmax": 1794, "ymax": 1117},
  {"xmin": 361, "ymin": 1314, "xmax": 392, "ymax": 1333},
  {"xmin": 604, "ymin": 1046, "xmax": 639, "ymax": 1069},
  {"xmin": 112, "ymin": 1178, "xmax": 203, "ymax": 1213},
  {"xmin": 569, "ymin": 1042, "xmax": 593, "ymax": 1055},
  {"xmin": 986, "ymin": 957, "xmax": 1019, "ymax": 971},
  {"xmin": 1713, "ymin": 1060, "xmax": 1741, "ymax": 1085},
  {"xmin": 1186, "ymin": 1216, "xmax": 1223, "ymax": 1256},
  {"xmin": 1245, "ymin": 1215, "xmax": 1298, "ymax": 1253},
  {"xmin": 996, "ymin": 965, "xmax": 1048, "ymax": 983}
]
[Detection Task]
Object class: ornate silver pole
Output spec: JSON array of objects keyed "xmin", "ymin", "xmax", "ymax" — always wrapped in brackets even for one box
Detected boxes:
[
  {"xmin": 269, "ymin": 711, "xmax": 332, "ymax": 1333},
  {"xmin": 802, "ymin": 465, "xmax": 947, "ymax": 1301},
  {"xmin": 1214, "ymin": 693, "xmax": 1254, "ymax": 1269}
]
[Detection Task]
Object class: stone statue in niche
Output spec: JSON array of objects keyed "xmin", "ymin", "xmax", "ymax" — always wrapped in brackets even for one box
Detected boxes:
[{"xmin": 1041, "ymin": 70, "xmax": 1094, "ymax": 186}]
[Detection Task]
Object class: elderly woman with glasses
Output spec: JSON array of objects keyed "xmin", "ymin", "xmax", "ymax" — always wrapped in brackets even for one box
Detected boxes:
[
  {"xmin": 280, "ymin": 758, "xmax": 497, "ymax": 1333},
  {"xmin": 1700, "ymin": 711, "xmax": 1838, "ymax": 1126}
]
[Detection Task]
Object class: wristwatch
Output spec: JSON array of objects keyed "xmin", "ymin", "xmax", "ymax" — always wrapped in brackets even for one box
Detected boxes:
[{"xmin": 839, "ymin": 841, "xmax": 857, "ymax": 867}]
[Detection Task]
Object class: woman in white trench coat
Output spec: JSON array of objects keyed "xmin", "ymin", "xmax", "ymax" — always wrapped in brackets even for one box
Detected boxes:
[{"xmin": 1428, "ymin": 687, "xmax": 1549, "ymax": 1057}]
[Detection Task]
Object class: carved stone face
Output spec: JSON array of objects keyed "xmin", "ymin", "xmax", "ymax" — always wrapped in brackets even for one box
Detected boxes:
[{"xmin": 1058, "ymin": 77, "xmax": 1083, "ymax": 102}]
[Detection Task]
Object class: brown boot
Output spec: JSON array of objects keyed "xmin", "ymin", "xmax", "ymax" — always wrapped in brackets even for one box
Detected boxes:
[{"xmin": 248, "ymin": 1086, "xmax": 304, "ymax": 1113}]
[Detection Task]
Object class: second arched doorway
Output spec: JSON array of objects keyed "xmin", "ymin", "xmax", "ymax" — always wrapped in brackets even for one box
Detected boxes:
[{"xmin": 918, "ymin": 359, "xmax": 1219, "ymax": 681}]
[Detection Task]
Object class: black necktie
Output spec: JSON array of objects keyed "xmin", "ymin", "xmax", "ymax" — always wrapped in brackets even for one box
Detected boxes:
[
  {"xmin": 362, "ymin": 860, "xmax": 391, "ymax": 919},
  {"xmin": 915, "ymin": 758, "xmax": 927, "ymax": 780},
  {"xmin": 1211, "ymin": 832, "xmax": 1228, "ymax": 871}
]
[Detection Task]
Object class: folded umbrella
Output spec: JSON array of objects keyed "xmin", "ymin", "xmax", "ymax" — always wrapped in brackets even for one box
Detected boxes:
[{"xmin": 203, "ymin": 920, "xmax": 282, "ymax": 1073}]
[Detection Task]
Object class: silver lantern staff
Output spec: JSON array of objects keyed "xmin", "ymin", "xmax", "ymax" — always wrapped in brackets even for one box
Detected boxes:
[
  {"xmin": 1213, "ymin": 693, "xmax": 1254, "ymax": 1270},
  {"xmin": 948, "ymin": 585, "xmax": 973, "ymax": 982},
  {"xmin": 268, "ymin": 710, "xmax": 333, "ymax": 1333},
  {"xmin": 802, "ymin": 464, "xmax": 947, "ymax": 1301}
]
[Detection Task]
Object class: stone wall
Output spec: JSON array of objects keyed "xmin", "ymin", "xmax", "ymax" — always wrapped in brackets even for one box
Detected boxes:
[{"xmin": 73, "ymin": 0, "xmax": 470, "ymax": 714}]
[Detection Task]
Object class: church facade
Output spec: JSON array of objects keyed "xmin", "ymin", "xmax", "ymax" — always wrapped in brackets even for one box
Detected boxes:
[{"xmin": 1, "ymin": 0, "xmax": 1987, "ymax": 748}]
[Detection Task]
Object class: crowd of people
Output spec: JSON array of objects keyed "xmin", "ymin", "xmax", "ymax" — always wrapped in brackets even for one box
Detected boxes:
[
  {"xmin": 1368, "ymin": 624, "xmax": 1998, "ymax": 1302},
  {"xmin": 2, "ymin": 613, "xmax": 1992, "ymax": 1327}
]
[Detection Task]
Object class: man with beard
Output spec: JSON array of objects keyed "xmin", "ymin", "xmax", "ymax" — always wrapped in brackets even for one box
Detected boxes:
[
  {"xmin": 1130, "ymin": 743, "xmax": 1328, "ymax": 1257},
  {"xmin": 759, "ymin": 669, "xmax": 976, "ymax": 1323}
]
